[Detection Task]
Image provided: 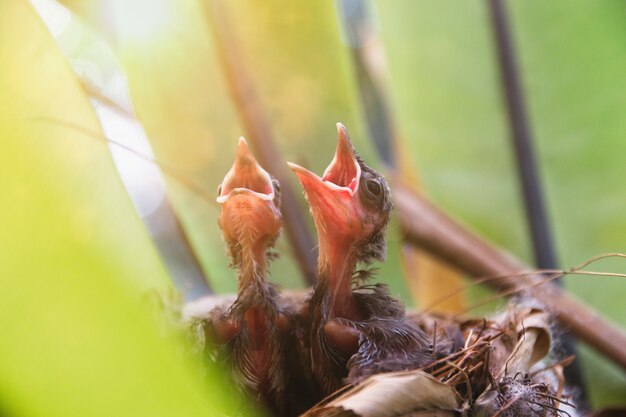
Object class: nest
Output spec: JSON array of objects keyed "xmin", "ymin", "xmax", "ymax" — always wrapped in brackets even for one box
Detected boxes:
[
  {"xmin": 302, "ymin": 306, "xmax": 576, "ymax": 417},
  {"xmin": 179, "ymin": 288, "xmax": 583, "ymax": 417}
]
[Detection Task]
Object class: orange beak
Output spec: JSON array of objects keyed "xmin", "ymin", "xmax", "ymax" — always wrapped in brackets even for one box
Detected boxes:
[
  {"xmin": 288, "ymin": 123, "xmax": 364, "ymax": 245},
  {"xmin": 218, "ymin": 137, "xmax": 275, "ymax": 204},
  {"xmin": 218, "ymin": 137, "xmax": 281, "ymax": 248}
]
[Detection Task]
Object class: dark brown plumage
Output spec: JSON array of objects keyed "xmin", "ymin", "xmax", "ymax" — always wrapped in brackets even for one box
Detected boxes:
[{"xmin": 289, "ymin": 124, "xmax": 438, "ymax": 395}]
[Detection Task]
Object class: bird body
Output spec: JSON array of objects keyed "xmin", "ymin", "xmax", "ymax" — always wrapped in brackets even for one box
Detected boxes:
[
  {"xmin": 289, "ymin": 124, "xmax": 434, "ymax": 394},
  {"xmin": 201, "ymin": 128, "xmax": 449, "ymax": 413},
  {"xmin": 208, "ymin": 138, "xmax": 314, "ymax": 416}
]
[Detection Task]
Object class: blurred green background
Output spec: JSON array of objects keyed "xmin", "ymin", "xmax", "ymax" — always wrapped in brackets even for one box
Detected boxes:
[{"xmin": 0, "ymin": 0, "xmax": 624, "ymax": 415}]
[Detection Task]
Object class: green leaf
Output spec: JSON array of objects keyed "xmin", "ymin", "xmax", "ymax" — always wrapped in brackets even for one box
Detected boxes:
[{"xmin": 0, "ymin": 1, "xmax": 242, "ymax": 415}]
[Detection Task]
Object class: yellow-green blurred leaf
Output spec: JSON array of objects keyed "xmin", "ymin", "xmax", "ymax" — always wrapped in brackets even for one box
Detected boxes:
[{"xmin": 0, "ymin": 1, "xmax": 243, "ymax": 415}]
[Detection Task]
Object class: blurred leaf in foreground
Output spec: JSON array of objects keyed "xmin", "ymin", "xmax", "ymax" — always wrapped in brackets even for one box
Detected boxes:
[{"xmin": 0, "ymin": 1, "xmax": 244, "ymax": 416}]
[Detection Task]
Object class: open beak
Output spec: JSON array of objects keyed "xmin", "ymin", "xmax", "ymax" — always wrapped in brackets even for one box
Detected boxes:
[
  {"xmin": 217, "ymin": 137, "xmax": 274, "ymax": 203},
  {"xmin": 322, "ymin": 123, "xmax": 361, "ymax": 195},
  {"xmin": 217, "ymin": 137, "xmax": 281, "ymax": 249},
  {"xmin": 288, "ymin": 123, "xmax": 362, "ymax": 235}
]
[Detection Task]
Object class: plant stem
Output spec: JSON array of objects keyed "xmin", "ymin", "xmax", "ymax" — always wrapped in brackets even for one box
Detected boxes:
[
  {"xmin": 392, "ymin": 175, "xmax": 626, "ymax": 374},
  {"xmin": 486, "ymin": 0, "xmax": 586, "ymax": 404},
  {"xmin": 201, "ymin": 1, "xmax": 318, "ymax": 286}
]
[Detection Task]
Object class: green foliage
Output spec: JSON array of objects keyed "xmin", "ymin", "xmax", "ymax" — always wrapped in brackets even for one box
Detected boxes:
[
  {"xmin": 375, "ymin": 0, "xmax": 626, "ymax": 406},
  {"xmin": 0, "ymin": 1, "xmax": 244, "ymax": 416},
  {"xmin": 2, "ymin": 0, "xmax": 624, "ymax": 412},
  {"xmin": 511, "ymin": 1, "xmax": 626, "ymax": 406}
]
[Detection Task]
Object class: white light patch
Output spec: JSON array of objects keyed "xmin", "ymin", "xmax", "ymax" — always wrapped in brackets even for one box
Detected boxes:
[
  {"xmin": 107, "ymin": 0, "xmax": 173, "ymax": 41},
  {"xmin": 92, "ymin": 99, "xmax": 166, "ymax": 218},
  {"xmin": 30, "ymin": 0, "xmax": 71, "ymax": 38}
]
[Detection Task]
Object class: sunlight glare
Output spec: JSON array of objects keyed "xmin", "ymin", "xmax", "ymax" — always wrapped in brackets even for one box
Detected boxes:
[
  {"xmin": 30, "ymin": 0, "xmax": 71, "ymax": 37},
  {"xmin": 109, "ymin": 0, "xmax": 172, "ymax": 42},
  {"xmin": 93, "ymin": 100, "xmax": 167, "ymax": 219}
]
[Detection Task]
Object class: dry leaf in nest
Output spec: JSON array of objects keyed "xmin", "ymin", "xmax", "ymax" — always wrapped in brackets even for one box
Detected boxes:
[
  {"xmin": 503, "ymin": 310, "xmax": 551, "ymax": 377},
  {"xmin": 485, "ymin": 307, "xmax": 552, "ymax": 378},
  {"xmin": 302, "ymin": 370, "xmax": 460, "ymax": 417},
  {"xmin": 304, "ymin": 307, "xmax": 569, "ymax": 417},
  {"xmin": 472, "ymin": 308, "xmax": 576, "ymax": 417},
  {"xmin": 473, "ymin": 373, "xmax": 573, "ymax": 417}
]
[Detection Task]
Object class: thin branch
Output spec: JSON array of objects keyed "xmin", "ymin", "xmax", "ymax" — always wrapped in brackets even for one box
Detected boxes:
[
  {"xmin": 201, "ymin": 1, "xmax": 317, "ymax": 286},
  {"xmin": 421, "ymin": 260, "xmax": 626, "ymax": 315},
  {"xmin": 391, "ymin": 175, "xmax": 626, "ymax": 372},
  {"xmin": 486, "ymin": 0, "xmax": 586, "ymax": 403},
  {"xmin": 337, "ymin": 0, "xmax": 465, "ymax": 311},
  {"xmin": 26, "ymin": 117, "xmax": 217, "ymax": 207},
  {"xmin": 487, "ymin": 0, "xmax": 558, "ymax": 273}
]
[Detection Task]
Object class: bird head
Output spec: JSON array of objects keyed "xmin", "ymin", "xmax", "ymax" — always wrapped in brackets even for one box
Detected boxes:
[
  {"xmin": 288, "ymin": 123, "xmax": 391, "ymax": 268},
  {"xmin": 218, "ymin": 137, "xmax": 282, "ymax": 267}
]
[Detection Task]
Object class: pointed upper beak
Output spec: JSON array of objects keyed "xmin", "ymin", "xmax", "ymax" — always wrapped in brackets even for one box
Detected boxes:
[
  {"xmin": 321, "ymin": 123, "xmax": 360, "ymax": 193},
  {"xmin": 287, "ymin": 161, "xmax": 336, "ymax": 204},
  {"xmin": 217, "ymin": 137, "xmax": 275, "ymax": 203},
  {"xmin": 218, "ymin": 138, "xmax": 282, "ymax": 256},
  {"xmin": 287, "ymin": 123, "xmax": 360, "ymax": 201},
  {"xmin": 287, "ymin": 123, "xmax": 362, "ymax": 229},
  {"xmin": 288, "ymin": 159, "xmax": 357, "ymax": 245}
]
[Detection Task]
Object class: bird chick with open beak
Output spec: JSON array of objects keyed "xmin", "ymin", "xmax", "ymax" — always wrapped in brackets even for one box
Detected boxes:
[
  {"xmin": 289, "ymin": 124, "xmax": 434, "ymax": 394},
  {"xmin": 209, "ymin": 138, "xmax": 314, "ymax": 416}
]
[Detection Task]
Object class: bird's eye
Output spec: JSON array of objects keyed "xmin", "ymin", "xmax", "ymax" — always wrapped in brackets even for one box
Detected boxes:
[
  {"xmin": 366, "ymin": 179, "xmax": 381, "ymax": 196},
  {"xmin": 359, "ymin": 170, "xmax": 388, "ymax": 210}
]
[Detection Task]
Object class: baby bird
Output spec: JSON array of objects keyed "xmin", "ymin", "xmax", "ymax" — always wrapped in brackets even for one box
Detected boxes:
[
  {"xmin": 209, "ymin": 138, "xmax": 314, "ymax": 416},
  {"xmin": 289, "ymin": 124, "xmax": 435, "ymax": 395}
]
